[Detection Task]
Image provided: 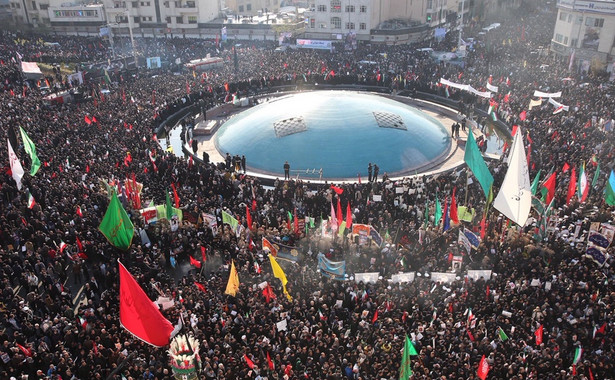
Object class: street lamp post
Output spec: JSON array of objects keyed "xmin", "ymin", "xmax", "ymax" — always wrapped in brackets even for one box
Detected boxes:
[
  {"xmin": 458, "ymin": 0, "xmax": 465, "ymax": 50},
  {"xmin": 125, "ymin": 8, "xmax": 137, "ymax": 68}
]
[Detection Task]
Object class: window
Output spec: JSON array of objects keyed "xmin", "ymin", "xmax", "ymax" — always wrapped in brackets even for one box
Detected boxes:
[
  {"xmin": 317, "ymin": 4, "xmax": 326, "ymax": 12},
  {"xmin": 239, "ymin": 5, "xmax": 243, "ymax": 12},
  {"xmin": 186, "ymin": 1, "xmax": 195, "ymax": 7},
  {"xmin": 575, "ymin": 16, "xmax": 582, "ymax": 24},
  {"xmin": 330, "ymin": 0, "xmax": 341, "ymax": 12},
  {"xmin": 360, "ymin": 5, "xmax": 367, "ymax": 12},
  {"xmin": 555, "ymin": 33, "xmax": 563, "ymax": 43},
  {"xmin": 571, "ymin": 38, "xmax": 577, "ymax": 48},
  {"xmin": 133, "ymin": 16, "xmax": 139, "ymax": 23},
  {"xmin": 310, "ymin": 18, "xmax": 315, "ymax": 28},
  {"xmin": 427, "ymin": 0, "xmax": 433, "ymax": 9},
  {"xmin": 164, "ymin": 1, "xmax": 169, "ymax": 7},
  {"xmin": 188, "ymin": 15, "xmax": 197, "ymax": 23},
  {"xmin": 175, "ymin": 1, "xmax": 180, "ymax": 6},
  {"xmin": 132, "ymin": 1, "xmax": 138, "ymax": 7},
  {"xmin": 176, "ymin": 16, "xmax": 183, "ymax": 23},
  {"xmin": 584, "ymin": 17, "xmax": 603, "ymax": 27},
  {"xmin": 564, "ymin": 37, "xmax": 568, "ymax": 45},
  {"xmin": 166, "ymin": 16, "xmax": 171, "ymax": 23},
  {"xmin": 31, "ymin": 1, "xmax": 36, "ymax": 10},
  {"xmin": 559, "ymin": 11, "xmax": 566, "ymax": 21},
  {"xmin": 319, "ymin": 23, "xmax": 326, "ymax": 28},
  {"xmin": 345, "ymin": 4, "xmax": 354, "ymax": 12},
  {"xmin": 247, "ymin": 4, "xmax": 251, "ymax": 10},
  {"xmin": 331, "ymin": 16, "xmax": 341, "ymax": 29},
  {"xmin": 360, "ymin": 22, "xmax": 366, "ymax": 30},
  {"xmin": 39, "ymin": 3, "xmax": 47, "ymax": 10},
  {"xmin": 345, "ymin": 22, "xmax": 354, "ymax": 30},
  {"xmin": 568, "ymin": 14, "xmax": 572, "ymax": 23}
]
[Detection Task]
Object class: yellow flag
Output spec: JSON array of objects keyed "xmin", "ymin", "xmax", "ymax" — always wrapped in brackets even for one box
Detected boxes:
[
  {"xmin": 224, "ymin": 260, "xmax": 240, "ymax": 296},
  {"xmin": 269, "ymin": 254, "xmax": 292, "ymax": 301}
]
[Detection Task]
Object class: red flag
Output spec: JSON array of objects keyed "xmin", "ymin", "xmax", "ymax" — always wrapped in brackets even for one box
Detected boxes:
[
  {"xmin": 371, "ymin": 309, "xmax": 378, "ymax": 324},
  {"xmin": 267, "ymin": 351, "xmax": 275, "ymax": 370},
  {"xmin": 92, "ymin": 116, "xmax": 98, "ymax": 124},
  {"xmin": 76, "ymin": 236, "xmax": 84, "ymax": 253},
  {"xmin": 535, "ymin": 324, "xmax": 543, "ymax": 345},
  {"xmin": 519, "ymin": 110, "xmax": 527, "ymax": 121},
  {"xmin": 84, "ymin": 115, "xmax": 92, "ymax": 125},
  {"xmin": 477, "ymin": 355, "xmax": 489, "ymax": 380},
  {"xmin": 263, "ymin": 284, "xmax": 276, "ymax": 303},
  {"xmin": 480, "ymin": 216, "xmax": 487, "ymax": 240},
  {"xmin": 16, "ymin": 343, "xmax": 32, "ymax": 357},
  {"xmin": 185, "ymin": 81, "xmax": 190, "ymax": 94},
  {"xmin": 331, "ymin": 185, "xmax": 344, "ymax": 195},
  {"xmin": 467, "ymin": 329, "xmax": 475, "ymax": 341},
  {"xmin": 345, "ymin": 201, "xmax": 353, "ymax": 229},
  {"xmin": 336, "ymin": 198, "xmax": 342, "ymax": 225},
  {"xmin": 194, "ymin": 281, "xmax": 206, "ymax": 292},
  {"xmin": 543, "ymin": 171, "xmax": 557, "ymax": 205},
  {"xmin": 244, "ymin": 354, "xmax": 255, "ymax": 369},
  {"xmin": 171, "ymin": 183, "xmax": 180, "ymax": 208},
  {"xmin": 589, "ymin": 367, "xmax": 595, "ymax": 380},
  {"xmin": 595, "ymin": 322, "xmax": 607, "ymax": 336},
  {"xmin": 201, "ymin": 246, "xmax": 207, "ymax": 262},
  {"xmin": 76, "ymin": 206, "xmax": 83, "ymax": 217},
  {"xmin": 224, "ymin": 82, "xmax": 230, "ymax": 92},
  {"xmin": 118, "ymin": 261, "xmax": 173, "ymax": 347},
  {"xmin": 246, "ymin": 205, "xmax": 253, "ymax": 230},
  {"xmin": 450, "ymin": 187, "xmax": 459, "ymax": 224},
  {"xmin": 572, "ymin": 365, "xmax": 577, "ymax": 375},
  {"xmin": 485, "ymin": 285, "xmax": 490, "ymax": 300},
  {"xmin": 566, "ymin": 167, "xmax": 577, "ymax": 205},
  {"xmin": 252, "ymin": 199, "xmax": 257, "ymax": 211},
  {"xmin": 293, "ymin": 207, "xmax": 299, "ymax": 233},
  {"xmin": 189, "ymin": 256, "xmax": 201, "ymax": 269}
]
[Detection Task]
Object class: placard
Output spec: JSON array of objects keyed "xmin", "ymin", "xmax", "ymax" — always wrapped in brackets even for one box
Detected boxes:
[
  {"xmin": 390, "ymin": 272, "xmax": 416, "ymax": 283},
  {"xmin": 354, "ymin": 272, "xmax": 380, "ymax": 283}
]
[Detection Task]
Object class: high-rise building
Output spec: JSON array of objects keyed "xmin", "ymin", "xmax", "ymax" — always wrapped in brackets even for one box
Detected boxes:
[{"xmin": 551, "ymin": 0, "xmax": 615, "ymax": 71}]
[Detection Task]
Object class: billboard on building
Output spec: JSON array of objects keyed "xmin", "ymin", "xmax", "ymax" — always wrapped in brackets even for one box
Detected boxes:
[{"xmin": 296, "ymin": 39, "xmax": 332, "ymax": 51}]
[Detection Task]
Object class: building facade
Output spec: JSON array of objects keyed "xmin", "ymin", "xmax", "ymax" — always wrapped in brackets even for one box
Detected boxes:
[
  {"xmin": 7, "ymin": 0, "xmax": 222, "ymax": 36},
  {"xmin": 551, "ymin": 0, "xmax": 615, "ymax": 70},
  {"xmin": 303, "ymin": 0, "xmax": 472, "ymax": 43}
]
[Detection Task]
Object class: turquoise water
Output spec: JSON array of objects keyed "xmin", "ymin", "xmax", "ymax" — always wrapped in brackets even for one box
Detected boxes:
[{"xmin": 215, "ymin": 91, "xmax": 451, "ymax": 179}]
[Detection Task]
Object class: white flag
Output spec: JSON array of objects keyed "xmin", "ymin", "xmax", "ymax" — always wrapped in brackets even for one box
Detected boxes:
[
  {"xmin": 494, "ymin": 131, "xmax": 531, "ymax": 226},
  {"xmin": 7, "ymin": 138, "xmax": 24, "ymax": 190}
]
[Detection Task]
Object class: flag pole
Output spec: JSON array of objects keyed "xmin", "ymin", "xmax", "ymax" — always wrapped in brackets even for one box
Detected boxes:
[{"xmin": 105, "ymin": 352, "xmax": 136, "ymax": 380}]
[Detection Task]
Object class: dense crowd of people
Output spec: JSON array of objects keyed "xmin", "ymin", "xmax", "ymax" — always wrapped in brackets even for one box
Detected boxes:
[{"xmin": 0, "ymin": 2, "xmax": 614, "ymax": 379}]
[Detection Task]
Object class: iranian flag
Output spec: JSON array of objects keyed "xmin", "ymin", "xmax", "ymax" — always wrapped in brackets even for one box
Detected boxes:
[
  {"xmin": 27, "ymin": 191, "xmax": 36, "ymax": 209},
  {"xmin": 573, "ymin": 346, "xmax": 583, "ymax": 365},
  {"xmin": 578, "ymin": 163, "xmax": 589, "ymax": 202}
]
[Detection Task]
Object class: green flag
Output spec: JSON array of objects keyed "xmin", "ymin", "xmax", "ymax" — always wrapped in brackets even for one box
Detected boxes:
[
  {"xmin": 165, "ymin": 190, "xmax": 173, "ymax": 220},
  {"xmin": 497, "ymin": 327, "xmax": 509, "ymax": 341},
  {"xmin": 338, "ymin": 221, "xmax": 346, "ymax": 238},
  {"xmin": 19, "ymin": 126, "xmax": 41, "ymax": 176},
  {"xmin": 399, "ymin": 335, "xmax": 414, "ymax": 380},
  {"xmin": 99, "ymin": 191, "xmax": 134, "ymax": 250},
  {"xmin": 222, "ymin": 210, "xmax": 240, "ymax": 233},
  {"xmin": 530, "ymin": 169, "xmax": 542, "ymax": 196},
  {"xmin": 592, "ymin": 162, "xmax": 600, "ymax": 188},
  {"xmin": 605, "ymin": 170, "xmax": 615, "ymax": 206},
  {"xmin": 434, "ymin": 193, "xmax": 442, "ymax": 226},
  {"xmin": 464, "ymin": 129, "xmax": 494, "ymax": 198}
]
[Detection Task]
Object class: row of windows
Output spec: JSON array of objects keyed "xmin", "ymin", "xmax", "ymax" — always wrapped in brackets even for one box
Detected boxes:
[
  {"xmin": 554, "ymin": 33, "xmax": 568, "ymax": 45},
  {"xmin": 309, "ymin": 17, "xmax": 365, "ymax": 30},
  {"xmin": 318, "ymin": 4, "xmax": 367, "ymax": 12},
  {"xmin": 164, "ymin": 15, "xmax": 197, "ymax": 24},
  {"xmin": 559, "ymin": 11, "xmax": 604, "ymax": 27},
  {"xmin": 238, "ymin": 4, "xmax": 252, "ymax": 12}
]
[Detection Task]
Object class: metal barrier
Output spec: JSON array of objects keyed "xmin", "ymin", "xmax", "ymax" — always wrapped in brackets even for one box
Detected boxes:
[{"xmin": 290, "ymin": 168, "xmax": 323, "ymax": 181}]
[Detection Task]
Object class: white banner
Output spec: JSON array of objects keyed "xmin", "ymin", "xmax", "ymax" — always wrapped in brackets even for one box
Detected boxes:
[
  {"xmin": 390, "ymin": 272, "xmax": 416, "ymax": 283},
  {"xmin": 486, "ymin": 83, "xmax": 499, "ymax": 93},
  {"xmin": 466, "ymin": 270, "xmax": 492, "ymax": 281},
  {"xmin": 469, "ymin": 87, "xmax": 492, "ymax": 98},
  {"xmin": 430, "ymin": 272, "xmax": 457, "ymax": 284},
  {"xmin": 439, "ymin": 78, "xmax": 470, "ymax": 91},
  {"xmin": 528, "ymin": 98, "xmax": 543, "ymax": 110},
  {"xmin": 354, "ymin": 272, "xmax": 380, "ymax": 283},
  {"xmin": 548, "ymin": 97, "xmax": 569, "ymax": 111},
  {"xmin": 534, "ymin": 90, "xmax": 561, "ymax": 98}
]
